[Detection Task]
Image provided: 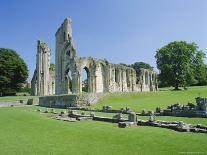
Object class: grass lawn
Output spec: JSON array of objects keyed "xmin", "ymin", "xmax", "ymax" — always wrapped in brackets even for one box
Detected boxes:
[
  {"xmin": 0, "ymin": 86, "xmax": 207, "ymax": 155},
  {"xmin": 93, "ymin": 86, "xmax": 207, "ymax": 111},
  {"xmin": 0, "ymin": 96, "xmax": 38, "ymax": 101}
]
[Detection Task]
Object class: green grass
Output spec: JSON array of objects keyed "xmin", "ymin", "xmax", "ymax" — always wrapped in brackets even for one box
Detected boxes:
[
  {"xmin": 93, "ymin": 86, "xmax": 207, "ymax": 111},
  {"xmin": 0, "ymin": 86, "xmax": 207, "ymax": 155},
  {"xmin": 0, "ymin": 96, "xmax": 38, "ymax": 101},
  {"xmin": 0, "ymin": 106, "xmax": 207, "ymax": 155}
]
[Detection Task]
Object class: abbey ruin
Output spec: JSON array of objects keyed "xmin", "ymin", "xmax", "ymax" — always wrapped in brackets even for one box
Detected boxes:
[
  {"xmin": 31, "ymin": 18, "xmax": 158, "ymax": 96},
  {"xmin": 31, "ymin": 40, "xmax": 55, "ymax": 96}
]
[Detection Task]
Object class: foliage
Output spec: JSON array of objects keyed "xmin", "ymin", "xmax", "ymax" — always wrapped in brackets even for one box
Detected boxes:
[
  {"xmin": 18, "ymin": 86, "xmax": 31, "ymax": 94},
  {"xmin": 131, "ymin": 62, "xmax": 153, "ymax": 82},
  {"xmin": 0, "ymin": 48, "xmax": 28, "ymax": 95},
  {"xmin": 155, "ymin": 41, "xmax": 206, "ymax": 90},
  {"xmin": 49, "ymin": 63, "xmax": 55, "ymax": 71},
  {"xmin": 119, "ymin": 63, "xmax": 130, "ymax": 67}
]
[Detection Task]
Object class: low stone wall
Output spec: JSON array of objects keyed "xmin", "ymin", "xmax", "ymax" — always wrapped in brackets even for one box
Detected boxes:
[
  {"xmin": 39, "ymin": 93, "xmax": 104, "ymax": 108},
  {"xmin": 35, "ymin": 108, "xmax": 207, "ymax": 133},
  {"xmin": 27, "ymin": 98, "xmax": 39, "ymax": 105},
  {"xmin": 68, "ymin": 107, "xmax": 133, "ymax": 114},
  {"xmin": 161, "ymin": 110, "xmax": 207, "ymax": 118},
  {"xmin": 93, "ymin": 116, "xmax": 127, "ymax": 123}
]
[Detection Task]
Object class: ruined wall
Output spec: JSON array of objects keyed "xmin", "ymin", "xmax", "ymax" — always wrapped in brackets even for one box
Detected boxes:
[
  {"xmin": 32, "ymin": 18, "xmax": 158, "ymax": 96},
  {"xmin": 55, "ymin": 18, "xmax": 158, "ymax": 95},
  {"xmin": 31, "ymin": 40, "xmax": 55, "ymax": 96}
]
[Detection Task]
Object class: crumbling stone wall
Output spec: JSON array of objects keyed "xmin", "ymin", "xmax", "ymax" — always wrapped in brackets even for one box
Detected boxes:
[
  {"xmin": 31, "ymin": 18, "xmax": 158, "ymax": 96},
  {"xmin": 55, "ymin": 18, "xmax": 158, "ymax": 95},
  {"xmin": 31, "ymin": 40, "xmax": 55, "ymax": 96}
]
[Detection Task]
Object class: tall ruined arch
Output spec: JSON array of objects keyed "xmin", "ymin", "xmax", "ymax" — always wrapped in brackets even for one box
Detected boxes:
[
  {"xmin": 81, "ymin": 66, "xmax": 90, "ymax": 93},
  {"xmin": 65, "ymin": 68, "xmax": 73, "ymax": 94}
]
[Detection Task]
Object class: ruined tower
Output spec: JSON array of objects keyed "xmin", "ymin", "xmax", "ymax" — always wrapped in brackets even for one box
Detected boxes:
[
  {"xmin": 31, "ymin": 40, "xmax": 55, "ymax": 96},
  {"xmin": 55, "ymin": 18, "xmax": 78, "ymax": 94}
]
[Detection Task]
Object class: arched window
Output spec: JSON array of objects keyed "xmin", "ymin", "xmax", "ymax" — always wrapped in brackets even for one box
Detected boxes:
[{"xmin": 81, "ymin": 67, "xmax": 90, "ymax": 92}]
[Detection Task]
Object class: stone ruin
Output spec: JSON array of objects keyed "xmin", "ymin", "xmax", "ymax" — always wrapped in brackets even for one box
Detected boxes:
[
  {"xmin": 35, "ymin": 108, "xmax": 207, "ymax": 133},
  {"xmin": 156, "ymin": 97, "xmax": 207, "ymax": 117},
  {"xmin": 31, "ymin": 18, "xmax": 158, "ymax": 97},
  {"xmin": 31, "ymin": 40, "xmax": 55, "ymax": 96}
]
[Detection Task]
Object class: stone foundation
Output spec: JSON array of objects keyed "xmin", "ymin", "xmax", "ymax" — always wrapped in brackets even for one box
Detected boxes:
[{"xmin": 39, "ymin": 93, "xmax": 103, "ymax": 108}]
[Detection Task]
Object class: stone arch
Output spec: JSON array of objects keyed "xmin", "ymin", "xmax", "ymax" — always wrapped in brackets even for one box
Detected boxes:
[
  {"xmin": 65, "ymin": 68, "xmax": 73, "ymax": 94},
  {"xmin": 81, "ymin": 66, "xmax": 90, "ymax": 93}
]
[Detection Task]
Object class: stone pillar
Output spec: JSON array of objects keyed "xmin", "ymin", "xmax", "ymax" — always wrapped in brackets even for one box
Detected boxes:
[
  {"xmin": 122, "ymin": 70, "xmax": 127, "ymax": 92},
  {"xmin": 128, "ymin": 112, "xmax": 137, "ymax": 123},
  {"xmin": 35, "ymin": 40, "xmax": 51, "ymax": 96},
  {"xmin": 131, "ymin": 70, "xmax": 136, "ymax": 91}
]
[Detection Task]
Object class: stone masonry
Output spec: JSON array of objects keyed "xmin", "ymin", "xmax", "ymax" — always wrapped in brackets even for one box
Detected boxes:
[
  {"xmin": 31, "ymin": 40, "xmax": 55, "ymax": 96},
  {"xmin": 31, "ymin": 18, "xmax": 158, "ymax": 96},
  {"xmin": 55, "ymin": 18, "xmax": 158, "ymax": 95}
]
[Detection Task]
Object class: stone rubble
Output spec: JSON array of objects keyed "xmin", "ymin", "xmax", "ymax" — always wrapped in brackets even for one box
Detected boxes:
[{"xmin": 34, "ymin": 108, "xmax": 207, "ymax": 133}]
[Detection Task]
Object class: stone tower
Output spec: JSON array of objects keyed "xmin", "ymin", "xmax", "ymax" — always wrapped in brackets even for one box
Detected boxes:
[
  {"xmin": 31, "ymin": 40, "xmax": 53, "ymax": 96},
  {"xmin": 36, "ymin": 40, "xmax": 51, "ymax": 96},
  {"xmin": 55, "ymin": 18, "xmax": 78, "ymax": 94}
]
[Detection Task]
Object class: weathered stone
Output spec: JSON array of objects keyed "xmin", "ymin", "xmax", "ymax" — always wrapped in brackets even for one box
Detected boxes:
[
  {"xmin": 31, "ymin": 40, "xmax": 55, "ymax": 96},
  {"xmin": 149, "ymin": 112, "xmax": 155, "ymax": 122},
  {"xmin": 31, "ymin": 18, "xmax": 158, "ymax": 97},
  {"xmin": 118, "ymin": 122, "xmax": 137, "ymax": 128},
  {"xmin": 113, "ymin": 113, "xmax": 123, "ymax": 120},
  {"xmin": 160, "ymin": 97, "xmax": 207, "ymax": 117},
  {"xmin": 76, "ymin": 117, "xmax": 93, "ymax": 121},
  {"xmin": 128, "ymin": 112, "xmax": 137, "ymax": 123}
]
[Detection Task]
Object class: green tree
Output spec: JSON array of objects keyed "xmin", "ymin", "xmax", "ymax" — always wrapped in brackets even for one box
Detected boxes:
[
  {"xmin": 192, "ymin": 51, "xmax": 207, "ymax": 85},
  {"xmin": 155, "ymin": 41, "xmax": 206, "ymax": 90},
  {"xmin": 131, "ymin": 62, "xmax": 153, "ymax": 83},
  {"xmin": 0, "ymin": 48, "xmax": 28, "ymax": 95}
]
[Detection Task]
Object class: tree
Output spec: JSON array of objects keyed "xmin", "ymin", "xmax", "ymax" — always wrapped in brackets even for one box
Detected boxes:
[
  {"xmin": 131, "ymin": 62, "xmax": 153, "ymax": 83},
  {"xmin": 0, "ymin": 48, "xmax": 28, "ymax": 95},
  {"xmin": 191, "ymin": 52, "xmax": 207, "ymax": 85},
  {"xmin": 155, "ymin": 41, "xmax": 206, "ymax": 90}
]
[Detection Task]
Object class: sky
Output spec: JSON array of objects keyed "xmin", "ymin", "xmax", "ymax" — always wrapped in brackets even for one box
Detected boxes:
[{"xmin": 0, "ymin": 0, "xmax": 207, "ymax": 80}]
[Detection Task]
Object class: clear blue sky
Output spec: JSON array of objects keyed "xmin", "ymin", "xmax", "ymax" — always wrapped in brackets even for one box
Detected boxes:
[{"xmin": 0, "ymin": 0, "xmax": 207, "ymax": 80}]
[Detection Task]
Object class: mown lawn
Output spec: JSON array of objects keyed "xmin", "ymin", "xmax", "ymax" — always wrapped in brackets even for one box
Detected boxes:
[
  {"xmin": 0, "ymin": 96, "xmax": 38, "ymax": 101},
  {"xmin": 93, "ymin": 86, "xmax": 207, "ymax": 111},
  {"xmin": 0, "ymin": 86, "xmax": 207, "ymax": 155}
]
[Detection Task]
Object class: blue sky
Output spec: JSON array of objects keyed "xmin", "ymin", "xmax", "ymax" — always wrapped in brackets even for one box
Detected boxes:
[{"xmin": 0, "ymin": 0, "xmax": 207, "ymax": 80}]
